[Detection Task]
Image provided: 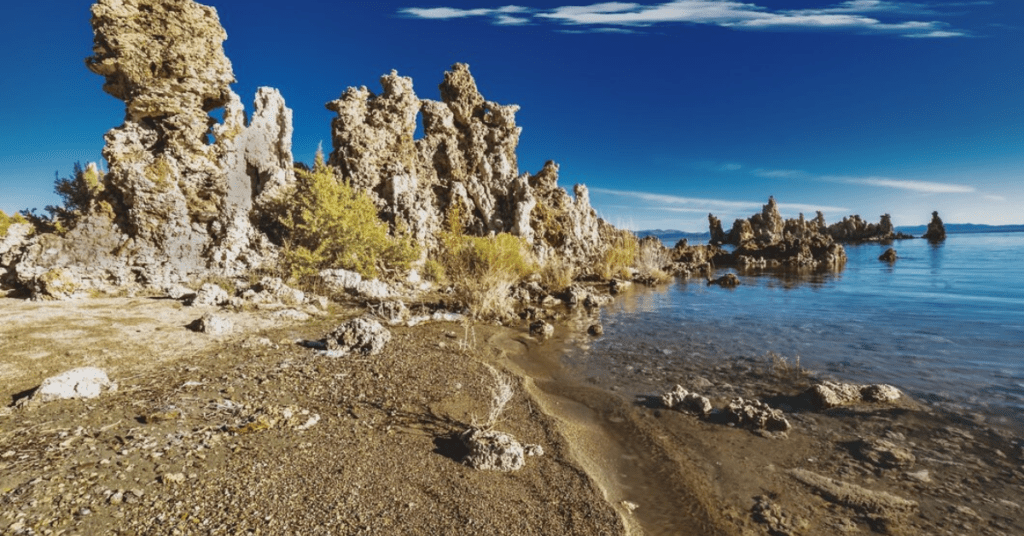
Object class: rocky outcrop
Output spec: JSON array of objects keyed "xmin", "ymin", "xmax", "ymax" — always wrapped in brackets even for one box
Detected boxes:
[
  {"xmin": 325, "ymin": 64, "xmax": 607, "ymax": 266},
  {"xmin": 7, "ymin": 4, "xmax": 614, "ymax": 299},
  {"xmin": 879, "ymin": 248, "xmax": 898, "ymax": 262},
  {"xmin": 923, "ymin": 211, "xmax": 946, "ymax": 242},
  {"xmin": 826, "ymin": 214, "xmax": 895, "ymax": 242},
  {"xmin": 11, "ymin": 0, "xmax": 295, "ymax": 298},
  {"xmin": 708, "ymin": 197, "xmax": 847, "ymax": 271}
]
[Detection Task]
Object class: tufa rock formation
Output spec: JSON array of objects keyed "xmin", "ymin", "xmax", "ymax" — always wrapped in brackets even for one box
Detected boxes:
[
  {"xmin": 923, "ymin": 211, "xmax": 947, "ymax": 242},
  {"xmin": 10, "ymin": 0, "xmax": 295, "ymax": 297},
  {"xmin": 2, "ymin": 2, "xmax": 615, "ymax": 299},
  {"xmin": 706, "ymin": 197, "xmax": 847, "ymax": 271},
  {"xmin": 324, "ymin": 64, "xmax": 605, "ymax": 265}
]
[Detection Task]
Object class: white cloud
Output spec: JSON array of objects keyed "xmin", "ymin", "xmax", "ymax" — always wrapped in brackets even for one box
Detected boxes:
[
  {"xmin": 590, "ymin": 187, "xmax": 849, "ymax": 214},
  {"xmin": 753, "ymin": 168, "xmax": 807, "ymax": 178},
  {"xmin": 401, "ymin": 1, "xmax": 977, "ymax": 37},
  {"xmin": 904, "ymin": 30, "xmax": 967, "ymax": 38},
  {"xmin": 983, "ymin": 194, "xmax": 1007, "ymax": 202},
  {"xmin": 834, "ymin": 176, "xmax": 976, "ymax": 193},
  {"xmin": 496, "ymin": 15, "xmax": 531, "ymax": 25},
  {"xmin": 399, "ymin": 7, "xmax": 494, "ymax": 19}
]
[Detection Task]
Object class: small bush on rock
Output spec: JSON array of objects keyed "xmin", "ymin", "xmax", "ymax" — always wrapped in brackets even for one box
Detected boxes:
[
  {"xmin": 280, "ymin": 149, "xmax": 418, "ymax": 283},
  {"xmin": 0, "ymin": 209, "xmax": 30, "ymax": 238}
]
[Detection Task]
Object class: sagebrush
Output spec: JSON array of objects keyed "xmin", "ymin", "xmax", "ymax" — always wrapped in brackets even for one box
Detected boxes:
[
  {"xmin": 436, "ymin": 202, "xmax": 535, "ymax": 320},
  {"xmin": 596, "ymin": 229, "xmax": 638, "ymax": 280},
  {"xmin": 279, "ymin": 149, "xmax": 418, "ymax": 284}
]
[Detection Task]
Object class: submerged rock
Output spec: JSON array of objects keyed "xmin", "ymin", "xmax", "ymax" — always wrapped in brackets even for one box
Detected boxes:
[
  {"xmin": 324, "ymin": 318, "xmax": 391, "ymax": 355},
  {"xmin": 529, "ymin": 320, "xmax": 554, "ymax": 339},
  {"xmin": 879, "ymin": 247, "xmax": 898, "ymax": 262},
  {"xmin": 708, "ymin": 273, "xmax": 740, "ymax": 287},
  {"xmin": 34, "ymin": 367, "xmax": 116, "ymax": 402},
  {"xmin": 460, "ymin": 427, "xmax": 542, "ymax": 472}
]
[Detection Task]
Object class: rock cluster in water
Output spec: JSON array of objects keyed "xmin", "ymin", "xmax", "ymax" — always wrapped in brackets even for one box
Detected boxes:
[
  {"xmin": 0, "ymin": 0, "xmax": 611, "ymax": 300},
  {"xmin": 707, "ymin": 197, "xmax": 849, "ymax": 270}
]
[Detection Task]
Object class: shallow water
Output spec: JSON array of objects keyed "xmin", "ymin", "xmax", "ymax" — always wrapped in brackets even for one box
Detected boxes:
[{"xmin": 578, "ymin": 233, "xmax": 1024, "ymax": 425}]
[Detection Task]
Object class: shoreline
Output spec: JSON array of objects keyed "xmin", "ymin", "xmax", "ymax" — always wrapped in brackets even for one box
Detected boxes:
[{"xmin": 2, "ymin": 296, "xmax": 1022, "ymax": 535}]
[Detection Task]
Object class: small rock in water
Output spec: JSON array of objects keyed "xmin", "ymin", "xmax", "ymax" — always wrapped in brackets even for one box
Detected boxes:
[
  {"xmin": 530, "ymin": 320, "xmax": 554, "ymax": 339},
  {"xmin": 587, "ymin": 324, "xmax": 604, "ymax": 336},
  {"xmin": 708, "ymin": 273, "xmax": 740, "ymax": 287}
]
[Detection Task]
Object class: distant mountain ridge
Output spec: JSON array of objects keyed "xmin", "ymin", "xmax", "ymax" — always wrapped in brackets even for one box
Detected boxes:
[{"xmin": 635, "ymin": 229, "xmax": 711, "ymax": 244}]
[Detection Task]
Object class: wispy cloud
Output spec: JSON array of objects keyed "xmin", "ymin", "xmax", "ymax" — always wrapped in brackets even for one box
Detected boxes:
[
  {"xmin": 831, "ymin": 176, "xmax": 976, "ymax": 193},
  {"xmin": 399, "ymin": 5, "xmax": 533, "ymax": 23},
  {"xmin": 401, "ymin": 1, "xmax": 980, "ymax": 38},
  {"xmin": 591, "ymin": 187, "xmax": 849, "ymax": 214},
  {"xmin": 983, "ymin": 194, "xmax": 1007, "ymax": 202}
]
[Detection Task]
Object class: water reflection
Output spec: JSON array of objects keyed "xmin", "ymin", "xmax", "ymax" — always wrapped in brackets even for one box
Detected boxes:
[{"xmin": 584, "ymin": 233, "xmax": 1024, "ymax": 419}]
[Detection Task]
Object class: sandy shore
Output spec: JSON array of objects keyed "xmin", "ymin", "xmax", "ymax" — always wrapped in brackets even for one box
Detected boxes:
[{"xmin": 1, "ymin": 296, "xmax": 1022, "ymax": 535}]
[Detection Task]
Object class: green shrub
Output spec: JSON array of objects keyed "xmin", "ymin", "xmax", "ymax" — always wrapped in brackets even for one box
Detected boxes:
[
  {"xmin": 279, "ymin": 149, "xmax": 418, "ymax": 284},
  {"xmin": 0, "ymin": 210, "xmax": 30, "ymax": 238},
  {"xmin": 47, "ymin": 162, "xmax": 104, "ymax": 233}
]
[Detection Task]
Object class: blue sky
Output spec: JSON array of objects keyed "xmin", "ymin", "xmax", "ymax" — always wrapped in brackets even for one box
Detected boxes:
[{"xmin": 1, "ymin": 1, "xmax": 1021, "ymax": 231}]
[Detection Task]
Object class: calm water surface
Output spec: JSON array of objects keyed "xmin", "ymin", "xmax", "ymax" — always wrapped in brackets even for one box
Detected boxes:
[{"xmin": 582, "ymin": 233, "xmax": 1024, "ymax": 423}]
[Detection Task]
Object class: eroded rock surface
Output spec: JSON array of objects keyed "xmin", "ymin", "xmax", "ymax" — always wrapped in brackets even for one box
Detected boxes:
[
  {"xmin": 33, "ymin": 367, "xmax": 116, "ymax": 403},
  {"xmin": 460, "ymin": 427, "xmax": 542, "ymax": 472},
  {"xmin": 325, "ymin": 64, "xmax": 608, "ymax": 267},
  {"xmin": 660, "ymin": 385, "xmax": 712, "ymax": 417},
  {"xmin": 324, "ymin": 318, "xmax": 392, "ymax": 355},
  {"xmin": 725, "ymin": 398, "xmax": 791, "ymax": 433},
  {"xmin": 807, "ymin": 381, "xmax": 903, "ymax": 409},
  {"xmin": 11, "ymin": 0, "xmax": 295, "ymax": 297}
]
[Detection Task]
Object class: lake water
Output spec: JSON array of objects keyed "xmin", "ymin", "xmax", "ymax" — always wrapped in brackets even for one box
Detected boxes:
[{"xmin": 577, "ymin": 233, "xmax": 1024, "ymax": 425}]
